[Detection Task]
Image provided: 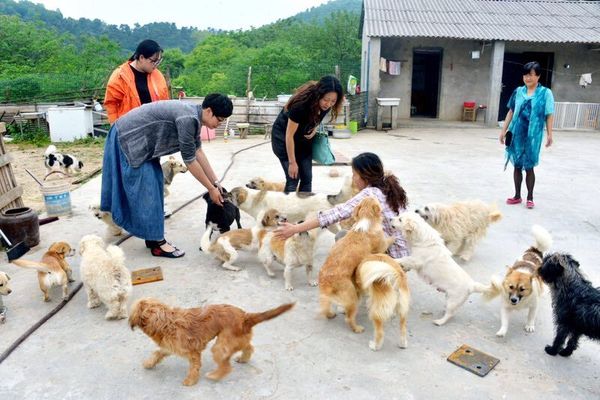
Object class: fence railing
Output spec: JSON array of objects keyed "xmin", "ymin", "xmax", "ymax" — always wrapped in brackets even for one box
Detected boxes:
[{"xmin": 553, "ymin": 102, "xmax": 600, "ymax": 131}]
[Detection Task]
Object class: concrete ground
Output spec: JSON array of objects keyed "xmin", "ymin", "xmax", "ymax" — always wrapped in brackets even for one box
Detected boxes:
[{"xmin": 1, "ymin": 127, "xmax": 599, "ymax": 399}]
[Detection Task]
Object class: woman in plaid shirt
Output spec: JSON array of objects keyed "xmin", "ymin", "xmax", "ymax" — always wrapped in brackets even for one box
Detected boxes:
[{"xmin": 274, "ymin": 152, "xmax": 409, "ymax": 257}]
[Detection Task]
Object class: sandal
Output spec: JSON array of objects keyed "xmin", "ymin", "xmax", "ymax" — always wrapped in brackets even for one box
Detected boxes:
[
  {"xmin": 147, "ymin": 239, "xmax": 185, "ymax": 258},
  {"xmin": 526, "ymin": 200, "xmax": 535, "ymax": 209},
  {"xmin": 506, "ymin": 197, "xmax": 522, "ymax": 205}
]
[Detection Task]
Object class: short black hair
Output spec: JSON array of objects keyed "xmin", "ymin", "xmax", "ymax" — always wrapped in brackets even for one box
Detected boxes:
[
  {"xmin": 202, "ymin": 93, "xmax": 233, "ymax": 118},
  {"xmin": 523, "ymin": 61, "xmax": 541, "ymax": 76},
  {"xmin": 129, "ymin": 40, "xmax": 163, "ymax": 61}
]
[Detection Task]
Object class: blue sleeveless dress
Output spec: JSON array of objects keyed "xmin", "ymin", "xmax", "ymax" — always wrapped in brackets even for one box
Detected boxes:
[{"xmin": 505, "ymin": 84, "xmax": 554, "ymax": 170}]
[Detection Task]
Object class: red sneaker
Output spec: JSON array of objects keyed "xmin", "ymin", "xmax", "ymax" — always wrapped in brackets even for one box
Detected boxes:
[
  {"xmin": 526, "ymin": 200, "xmax": 535, "ymax": 209},
  {"xmin": 506, "ymin": 197, "xmax": 522, "ymax": 205}
]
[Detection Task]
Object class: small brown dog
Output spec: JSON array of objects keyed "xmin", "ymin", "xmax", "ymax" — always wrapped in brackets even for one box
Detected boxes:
[
  {"xmin": 245, "ymin": 177, "xmax": 285, "ymax": 192},
  {"xmin": 11, "ymin": 242, "xmax": 75, "ymax": 302},
  {"xmin": 318, "ymin": 196, "xmax": 393, "ymax": 333},
  {"xmin": 129, "ymin": 298, "xmax": 294, "ymax": 386}
]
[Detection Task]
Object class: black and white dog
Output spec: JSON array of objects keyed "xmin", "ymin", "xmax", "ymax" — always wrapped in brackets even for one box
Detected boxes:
[
  {"xmin": 539, "ymin": 252, "xmax": 600, "ymax": 357},
  {"xmin": 44, "ymin": 145, "xmax": 84, "ymax": 175},
  {"xmin": 202, "ymin": 187, "xmax": 241, "ymax": 240}
]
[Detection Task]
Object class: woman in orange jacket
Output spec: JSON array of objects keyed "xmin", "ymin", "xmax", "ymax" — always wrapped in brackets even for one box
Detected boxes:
[{"xmin": 104, "ymin": 39, "xmax": 170, "ymax": 123}]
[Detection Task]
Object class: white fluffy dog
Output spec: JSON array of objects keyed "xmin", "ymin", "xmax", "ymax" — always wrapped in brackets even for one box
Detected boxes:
[
  {"xmin": 415, "ymin": 200, "xmax": 502, "ymax": 261},
  {"xmin": 391, "ymin": 212, "xmax": 491, "ymax": 326},
  {"xmin": 79, "ymin": 234, "xmax": 132, "ymax": 320}
]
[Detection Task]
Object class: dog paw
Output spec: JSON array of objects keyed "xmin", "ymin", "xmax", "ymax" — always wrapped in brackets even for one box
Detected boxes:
[
  {"xmin": 143, "ymin": 360, "xmax": 156, "ymax": 369},
  {"xmin": 496, "ymin": 329, "xmax": 507, "ymax": 337},
  {"xmin": 369, "ymin": 340, "xmax": 381, "ymax": 351},
  {"xmin": 205, "ymin": 371, "xmax": 222, "ymax": 381},
  {"xmin": 352, "ymin": 325, "xmax": 365, "ymax": 333},
  {"xmin": 432, "ymin": 318, "xmax": 447, "ymax": 326},
  {"xmin": 558, "ymin": 348, "xmax": 573, "ymax": 357},
  {"xmin": 285, "ymin": 285, "xmax": 294, "ymax": 291},
  {"xmin": 309, "ymin": 280, "xmax": 318, "ymax": 287},
  {"xmin": 324, "ymin": 311, "xmax": 336, "ymax": 319},
  {"xmin": 183, "ymin": 376, "xmax": 199, "ymax": 386},
  {"xmin": 459, "ymin": 254, "xmax": 472, "ymax": 262},
  {"xmin": 87, "ymin": 301, "xmax": 101, "ymax": 309},
  {"xmin": 545, "ymin": 345, "xmax": 558, "ymax": 356},
  {"xmin": 524, "ymin": 324, "xmax": 535, "ymax": 333},
  {"xmin": 398, "ymin": 338, "xmax": 408, "ymax": 349}
]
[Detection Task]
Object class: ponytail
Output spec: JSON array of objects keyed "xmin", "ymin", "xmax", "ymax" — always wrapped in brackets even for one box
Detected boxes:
[{"xmin": 379, "ymin": 173, "xmax": 408, "ymax": 213}]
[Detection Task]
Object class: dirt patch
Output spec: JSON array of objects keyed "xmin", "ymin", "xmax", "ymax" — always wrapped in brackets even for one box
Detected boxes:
[{"xmin": 4, "ymin": 142, "xmax": 105, "ymax": 213}]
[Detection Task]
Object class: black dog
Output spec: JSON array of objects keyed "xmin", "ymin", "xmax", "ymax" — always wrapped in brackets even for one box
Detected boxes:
[
  {"xmin": 202, "ymin": 187, "xmax": 242, "ymax": 239},
  {"xmin": 539, "ymin": 252, "xmax": 600, "ymax": 357}
]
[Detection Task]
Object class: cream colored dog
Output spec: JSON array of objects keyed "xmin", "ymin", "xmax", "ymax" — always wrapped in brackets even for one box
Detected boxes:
[
  {"xmin": 0, "ymin": 271, "xmax": 11, "ymax": 323},
  {"xmin": 415, "ymin": 200, "xmax": 502, "ymax": 261},
  {"xmin": 391, "ymin": 212, "xmax": 491, "ymax": 326},
  {"xmin": 79, "ymin": 234, "xmax": 132, "ymax": 320},
  {"xmin": 229, "ymin": 174, "xmax": 355, "ymax": 223},
  {"xmin": 161, "ymin": 156, "xmax": 188, "ymax": 197},
  {"xmin": 258, "ymin": 224, "xmax": 317, "ymax": 290},
  {"xmin": 201, "ymin": 209, "xmax": 286, "ymax": 272},
  {"xmin": 90, "ymin": 204, "xmax": 123, "ymax": 236}
]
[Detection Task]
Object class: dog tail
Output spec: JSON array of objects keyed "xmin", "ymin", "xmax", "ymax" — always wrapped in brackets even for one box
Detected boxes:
[
  {"xmin": 11, "ymin": 259, "xmax": 51, "ymax": 273},
  {"xmin": 243, "ymin": 303, "xmax": 295, "ymax": 330},
  {"xmin": 472, "ymin": 281, "xmax": 493, "ymax": 295},
  {"xmin": 531, "ymin": 225, "xmax": 552, "ymax": 253},
  {"xmin": 200, "ymin": 224, "xmax": 217, "ymax": 253},
  {"xmin": 482, "ymin": 275, "xmax": 503, "ymax": 301},
  {"xmin": 357, "ymin": 257, "xmax": 409, "ymax": 322},
  {"xmin": 488, "ymin": 206, "xmax": 502, "ymax": 223},
  {"xmin": 45, "ymin": 144, "xmax": 57, "ymax": 156}
]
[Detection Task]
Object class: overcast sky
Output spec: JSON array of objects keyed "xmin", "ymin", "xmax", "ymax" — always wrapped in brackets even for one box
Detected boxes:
[{"xmin": 27, "ymin": 0, "xmax": 332, "ymax": 30}]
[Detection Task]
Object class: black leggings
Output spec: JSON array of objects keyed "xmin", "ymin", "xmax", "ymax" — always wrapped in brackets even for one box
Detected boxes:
[
  {"xmin": 279, "ymin": 156, "xmax": 313, "ymax": 192},
  {"xmin": 513, "ymin": 167, "xmax": 535, "ymax": 201}
]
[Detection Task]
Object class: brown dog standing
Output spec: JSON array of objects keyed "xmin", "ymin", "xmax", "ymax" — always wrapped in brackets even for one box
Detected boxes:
[{"xmin": 12, "ymin": 242, "xmax": 75, "ymax": 302}]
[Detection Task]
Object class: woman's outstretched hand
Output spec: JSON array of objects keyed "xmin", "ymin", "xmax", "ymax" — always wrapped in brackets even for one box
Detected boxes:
[
  {"xmin": 208, "ymin": 186, "xmax": 223, "ymax": 206},
  {"xmin": 274, "ymin": 222, "xmax": 297, "ymax": 240},
  {"xmin": 499, "ymin": 130, "xmax": 506, "ymax": 145}
]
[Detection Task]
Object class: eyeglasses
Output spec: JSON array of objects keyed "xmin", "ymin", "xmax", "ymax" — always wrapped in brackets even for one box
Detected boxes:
[
  {"xmin": 215, "ymin": 116, "xmax": 225, "ymax": 123},
  {"xmin": 147, "ymin": 56, "xmax": 163, "ymax": 66}
]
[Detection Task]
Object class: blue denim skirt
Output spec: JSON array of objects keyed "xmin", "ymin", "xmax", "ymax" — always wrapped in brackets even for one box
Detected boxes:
[{"xmin": 100, "ymin": 125, "xmax": 164, "ymax": 240}]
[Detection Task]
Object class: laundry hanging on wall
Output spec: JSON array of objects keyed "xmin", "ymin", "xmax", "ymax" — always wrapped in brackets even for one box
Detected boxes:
[
  {"xmin": 579, "ymin": 73, "xmax": 592, "ymax": 88},
  {"xmin": 379, "ymin": 57, "xmax": 402, "ymax": 76}
]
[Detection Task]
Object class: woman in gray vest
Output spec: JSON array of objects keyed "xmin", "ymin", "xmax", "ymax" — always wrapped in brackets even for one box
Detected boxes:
[{"xmin": 100, "ymin": 94, "xmax": 233, "ymax": 258}]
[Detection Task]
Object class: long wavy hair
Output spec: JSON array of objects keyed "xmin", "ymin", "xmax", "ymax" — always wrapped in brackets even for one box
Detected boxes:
[
  {"xmin": 352, "ymin": 152, "xmax": 408, "ymax": 213},
  {"xmin": 285, "ymin": 75, "xmax": 344, "ymax": 126}
]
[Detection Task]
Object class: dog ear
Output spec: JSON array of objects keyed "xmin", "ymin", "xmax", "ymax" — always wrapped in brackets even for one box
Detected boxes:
[{"xmin": 541, "ymin": 255, "xmax": 564, "ymax": 283}]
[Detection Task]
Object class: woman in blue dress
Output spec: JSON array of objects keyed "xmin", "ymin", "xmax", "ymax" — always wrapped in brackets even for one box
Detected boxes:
[{"xmin": 500, "ymin": 61, "xmax": 554, "ymax": 209}]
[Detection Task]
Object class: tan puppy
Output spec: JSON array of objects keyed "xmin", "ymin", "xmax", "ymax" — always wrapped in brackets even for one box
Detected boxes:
[
  {"xmin": 246, "ymin": 177, "xmax": 285, "ymax": 192},
  {"xmin": 318, "ymin": 196, "xmax": 393, "ymax": 333},
  {"xmin": 356, "ymin": 254, "xmax": 410, "ymax": 351},
  {"xmin": 485, "ymin": 225, "xmax": 552, "ymax": 337},
  {"xmin": 0, "ymin": 271, "xmax": 11, "ymax": 323},
  {"xmin": 129, "ymin": 298, "xmax": 294, "ymax": 386},
  {"xmin": 258, "ymin": 224, "xmax": 317, "ymax": 290},
  {"xmin": 90, "ymin": 204, "xmax": 123, "ymax": 236},
  {"xmin": 201, "ymin": 209, "xmax": 286, "ymax": 271},
  {"xmin": 415, "ymin": 200, "xmax": 502, "ymax": 261},
  {"xmin": 161, "ymin": 156, "xmax": 188, "ymax": 197},
  {"xmin": 11, "ymin": 242, "xmax": 75, "ymax": 302}
]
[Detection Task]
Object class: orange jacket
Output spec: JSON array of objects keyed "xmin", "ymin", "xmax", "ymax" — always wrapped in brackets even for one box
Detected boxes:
[{"xmin": 104, "ymin": 61, "xmax": 170, "ymax": 123}]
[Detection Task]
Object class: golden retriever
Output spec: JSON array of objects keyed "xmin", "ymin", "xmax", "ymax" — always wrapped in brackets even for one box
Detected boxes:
[
  {"xmin": 318, "ymin": 196, "xmax": 393, "ymax": 333},
  {"xmin": 246, "ymin": 177, "xmax": 285, "ymax": 192},
  {"xmin": 200, "ymin": 209, "xmax": 285, "ymax": 271},
  {"xmin": 129, "ymin": 298, "xmax": 294, "ymax": 386},
  {"xmin": 356, "ymin": 254, "xmax": 410, "ymax": 351},
  {"xmin": 415, "ymin": 200, "xmax": 502, "ymax": 261},
  {"xmin": 485, "ymin": 225, "xmax": 552, "ymax": 337},
  {"xmin": 11, "ymin": 242, "xmax": 75, "ymax": 302}
]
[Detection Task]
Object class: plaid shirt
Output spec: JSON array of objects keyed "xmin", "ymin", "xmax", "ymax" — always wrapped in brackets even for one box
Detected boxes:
[{"xmin": 317, "ymin": 186, "xmax": 409, "ymax": 258}]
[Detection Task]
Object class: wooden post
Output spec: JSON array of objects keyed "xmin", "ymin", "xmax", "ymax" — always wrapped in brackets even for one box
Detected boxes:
[
  {"xmin": 0, "ymin": 124, "xmax": 25, "ymax": 211},
  {"xmin": 246, "ymin": 66, "xmax": 252, "ymax": 123}
]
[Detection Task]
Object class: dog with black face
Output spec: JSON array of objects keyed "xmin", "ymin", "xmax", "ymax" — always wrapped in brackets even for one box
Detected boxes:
[
  {"xmin": 202, "ymin": 187, "xmax": 242, "ymax": 238},
  {"xmin": 539, "ymin": 252, "xmax": 600, "ymax": 357}
]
